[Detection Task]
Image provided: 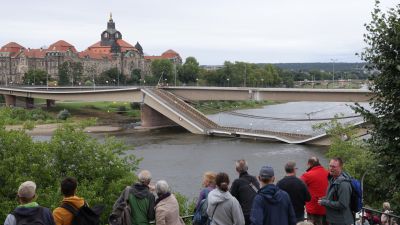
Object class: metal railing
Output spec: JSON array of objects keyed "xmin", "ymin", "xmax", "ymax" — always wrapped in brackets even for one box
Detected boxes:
[{"xmin": 357, "ymin": 207, "xmax": 400, "ymax": 225}]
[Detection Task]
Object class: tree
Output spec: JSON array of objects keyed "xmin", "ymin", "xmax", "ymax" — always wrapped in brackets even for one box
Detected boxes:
[
  {"xmin": 128, "ymin": 69, "xmax": 141, "ymax": 85},
  {"xmin": 98, "ymin": 68, "xmax": 122, "ymax": 85},
  {"xmin": 178, "ymin": 57, "xmax": 200, "ymax": 84},
  {"xmin": 0, "ymin": 123, "xmax": 139, "ymax": 223},
  {"xmin": 151, "ymin": 59, "xmax": 173, "ymax": 84},
  {"xmin": 355, "ymin": 1, "xmax": 400, "ymax": 211},
  {"xmin": 58, "ymin": 61, "xmax": 83, "ymax": 86},
  {"xmin": 23, "ymin": 69, "xmax": 48, "ymax": 85},
  {"xmin": 58, "ymin": 62, "xmax": 70, "ymax": 85}
]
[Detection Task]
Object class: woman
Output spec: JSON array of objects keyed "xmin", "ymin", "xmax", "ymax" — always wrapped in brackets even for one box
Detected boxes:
[
  {"xmin": 155, "ymin": 180, "xmax": 184, "ymax": 225},
  {"xmin": 195, "ymin": 171, "xmax": 216, "ymax": 210},
  {"xmin": 207, "ymin": 172, "xmax": 245, "ymax": 225}
]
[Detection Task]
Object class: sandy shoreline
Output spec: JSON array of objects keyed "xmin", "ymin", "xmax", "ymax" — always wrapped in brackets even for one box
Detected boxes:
[{"xmin": 5, "ymin": 124, "xmax": 124, "ymax": 135}]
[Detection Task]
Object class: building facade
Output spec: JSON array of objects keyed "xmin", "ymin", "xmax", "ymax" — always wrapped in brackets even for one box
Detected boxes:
[{"xmin": 0, "ymin": 14, "xmax": 182, "ymax": 85}]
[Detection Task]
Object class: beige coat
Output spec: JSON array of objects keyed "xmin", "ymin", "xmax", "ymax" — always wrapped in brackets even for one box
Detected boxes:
[{"xmin": 155, "ymin": 194, "xmax": 184, "ymax": 225}]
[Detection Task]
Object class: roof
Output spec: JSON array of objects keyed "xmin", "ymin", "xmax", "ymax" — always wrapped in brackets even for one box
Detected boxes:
[
  {"xmin": 86, "ymin": 39, "xmax": 137, "ymax": 54},
  {"xmin": 0, "ymin": 42, "xmax": 25, "ymax": 55},
  {"xmin": 78, "ymin": 50, "xmax": 111, "ymax": 60},
  {"xmin": 144, "ymin": 49, "xmax": 181, "ymax": 61},
  {"xmin": 22, "ymin": 48, "xmax": 46, "ymax": 58},
  {"xmin": 144, "ymin": 56, "xmax": 164, "ymax": 60},
  {"xmin": 161, "ymin": 49, "xmax": 180, "ymax": 58},
  {"xmin": 48, "ymin": 40, "xmax": 77, "ymax": 53}
]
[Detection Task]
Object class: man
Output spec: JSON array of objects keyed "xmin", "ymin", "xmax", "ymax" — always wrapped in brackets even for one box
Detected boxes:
[
  {"xmin": 277, "ymin": 161, "xmax": 311, "ymax": 222},
  {"xmin": 318, "ymin": 157, "xmax": 353, "ymax": 225},
  {"xmin": 300, "ymin": 157, "xmax": 329, "ymax": 225},
  {"xmin": 230, "ymin": 159, "xmax": 260, "ymax": 225},
  {"xmin": 53, "ymin": 177, "xmax": 85, "ymax": 225},
  {"xmin": 113, "ymin": 170, "xmax": 155, "ymax": 225},
  {"xmin": 4, "ymin": 181, "xmax": 55, "ymax": 225},
  {"xmin": 250, "ymin": 165, "xmax": 296, "ymax": 225}
]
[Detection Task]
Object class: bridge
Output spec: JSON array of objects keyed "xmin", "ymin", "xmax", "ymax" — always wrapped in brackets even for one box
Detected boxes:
[{"xmin": 0, "ymin": 86, "xmax": 371, "ymax": 144}]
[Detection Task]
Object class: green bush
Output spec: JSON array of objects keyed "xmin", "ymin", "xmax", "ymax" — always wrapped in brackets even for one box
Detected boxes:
[
  {"xmin": 0, "ymin": 107, "xmax": 53, "ymax": 125},
  {"xmin": 0, "ymin": 123, "xmax": 139, "ymax": 223},
  {"xmin": 116, "ymin": 105, "xmax": 127, "ymax": 114},
  {"xmin": 57, "ymin": 109, "xmax": 71, "ymax": 120}
]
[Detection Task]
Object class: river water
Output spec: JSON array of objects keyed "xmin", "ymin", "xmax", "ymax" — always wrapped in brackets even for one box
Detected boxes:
[{"xmin": 35, "ymin": 101, "xmax": 369, "ymax": 199}]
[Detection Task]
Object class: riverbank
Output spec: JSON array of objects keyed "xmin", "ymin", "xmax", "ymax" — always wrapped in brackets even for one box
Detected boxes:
[
  {"xmin": 5, "ymin": 124, "xmax": 124, "ymax": 135},
  {"xmin": 1, "ymin": 100, "xmax": 279, "ymax": 135}
]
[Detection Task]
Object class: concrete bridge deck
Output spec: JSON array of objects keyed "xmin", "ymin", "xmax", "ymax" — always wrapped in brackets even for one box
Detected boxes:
[{"xmin": 0, "ymin": 86, "xmax": 370, "ymax": 144}]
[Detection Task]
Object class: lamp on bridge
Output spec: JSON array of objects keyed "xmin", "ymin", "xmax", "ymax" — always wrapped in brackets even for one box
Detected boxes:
[
  {"xmin": 227, "ymin": 78, "xmax": 230, "ymax": 87},
  {"xmin": 331, "ymin": 58, "xmax": 337, "ymax": 88}
]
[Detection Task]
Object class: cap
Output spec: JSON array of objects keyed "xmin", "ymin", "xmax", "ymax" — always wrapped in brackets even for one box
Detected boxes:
[
  {"xmin": 18, "ymin": 181, "xmax": 36, "ymax": 198},
  {"xmin": 259, "ymin": 166, "xmax": 274, "ymax": 179}
]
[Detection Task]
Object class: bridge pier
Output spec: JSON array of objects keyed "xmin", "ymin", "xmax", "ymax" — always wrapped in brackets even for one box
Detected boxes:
[
  {"xmin": 141, "ymin": 104, "xmax": 177, "ymax": 128},
  {"xmin": 4, "ymin": 94, "xmax": 16, "ymax": 107}
]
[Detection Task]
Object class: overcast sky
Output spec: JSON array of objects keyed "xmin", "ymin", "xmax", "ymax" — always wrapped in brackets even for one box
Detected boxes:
[{"xmin": 1, "ymin": 0, "xmax": 398, "ymax": 65}]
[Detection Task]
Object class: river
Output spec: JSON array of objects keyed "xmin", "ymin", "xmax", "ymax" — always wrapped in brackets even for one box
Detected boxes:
[{"xmin": 35, "ymin": 101, "xmax": 368, "ymax": 199}]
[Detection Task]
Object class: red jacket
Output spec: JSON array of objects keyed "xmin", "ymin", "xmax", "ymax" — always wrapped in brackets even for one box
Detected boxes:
[{"xmin": 300, "ymin": 165, "xmax": 329, "ymax": 215}]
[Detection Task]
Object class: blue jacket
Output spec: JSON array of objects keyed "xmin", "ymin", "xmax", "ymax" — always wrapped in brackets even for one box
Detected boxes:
[{"xmin": 250, "ymin": 184, "xmax": 296, "ymax": 225}]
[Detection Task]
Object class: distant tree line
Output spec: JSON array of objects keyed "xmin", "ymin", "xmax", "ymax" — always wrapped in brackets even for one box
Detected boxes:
[{"xmin": 17, "ymin": 58, "xmax": 372, "ymax": 87}]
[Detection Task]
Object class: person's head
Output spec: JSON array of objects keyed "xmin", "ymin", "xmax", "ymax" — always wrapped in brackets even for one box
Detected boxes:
[
  {"xmin": 383, "ymin": 202, "xmax": 391, "ymax": 210},
  {"xmin": 329, "ymin": 157, "xmax": 343, "ymax": 178},
  {"xmin": 215, "ymin": 172, "xmax": 230, "ymax": 192},
  {"xmin": 258, "ymin": 166, "xmax": 275, "ymax": 186},
  {"xmin": 235, "ymin": 159, "xmax": 248, "ymax": 174},
  {"xmin": 307, "ymin": 156, "xmax": 320, "ymax": 169},
  {"xmin": 138, "ymin": 170, "xmax": 152, "ymax": 185},
  {"xmin": 17, "ymin": 181, "xmax": 37, "ymax": 204},
  {"xmin": 155, "ymin": 180, "xmax": 170, "ymax": 196},
  {"xmin": 284, "ymin": 161, "xmax": 297, "ymax": 175},
  {"xmin": 202, "ymin": 171, "xmax": 216, "ymax": 187},
  {"xmin": 61, "ymin": 177, "xmax": 77, "ymax": 197}
]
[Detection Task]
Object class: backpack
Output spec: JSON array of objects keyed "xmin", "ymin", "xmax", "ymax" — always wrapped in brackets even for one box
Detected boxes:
[
  {"xmin": 12, "ymin": 207, "xmax": 46, "ymax": 225},
  {"xmin": 349, "ymin": 178, "xmax": 363, "ymax": 213},
  {"xmin": 193, "ymin": 189, "xmax": 210, "ymax": 225},
  {"xmin": 109, "ymin": 186, "xmax": 132, "ymax": 225},
  {"xmin": 61, "ymin": 202, "xmax": 104, "ymax": 225},
  {"xmin": 193, "ymin": 198, "xmax": 209, "ymax": 225}
]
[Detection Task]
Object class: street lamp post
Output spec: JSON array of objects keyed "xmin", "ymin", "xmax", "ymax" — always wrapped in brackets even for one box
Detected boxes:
[
  {"xmin": 331, "ymin": 58, "xmax": 337, "ymax": 88},
  {"xmin": 227, "ymin": 78, "xmax": 230, "ymax": 87},
  {"xmin": 261, "ymin": 78, "xmax": 264, "ymax": 87}
]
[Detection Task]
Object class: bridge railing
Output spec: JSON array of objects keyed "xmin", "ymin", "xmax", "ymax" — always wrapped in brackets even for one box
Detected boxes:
[
  {"xmin": 154, "ymin": 89, "xmax": 219, "ymax": 128},
  {"xmin": 146, "ymin": 88, "xmax": 219, "ymax": 130}
]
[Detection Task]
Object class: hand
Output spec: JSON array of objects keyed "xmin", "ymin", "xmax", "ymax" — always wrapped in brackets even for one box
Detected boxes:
[{"xmin": 317, "ymin": 197, "xmax": 325, "ymax": 205}]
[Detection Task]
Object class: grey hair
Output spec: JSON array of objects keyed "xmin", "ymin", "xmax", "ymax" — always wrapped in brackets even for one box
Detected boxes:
[
  {"xmin": 138, "ymin": 170, "xmax": 152, "ymax": 184},
  {"xmin": 235, "ymin": 159, "xmax": 248, "ymax": 173},
  {"xmin": 383, "ymin": 202, "xmax": 391, "ymax": 210},
  {"xmin": 155, "ymin": 180, "xmax": 170, "ymax": 195}
]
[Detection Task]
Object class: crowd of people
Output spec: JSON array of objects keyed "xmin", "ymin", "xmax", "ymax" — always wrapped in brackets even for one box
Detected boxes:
[{"xmin": 3, "ymin": 157, "xmax": 396, "ymax": 225}]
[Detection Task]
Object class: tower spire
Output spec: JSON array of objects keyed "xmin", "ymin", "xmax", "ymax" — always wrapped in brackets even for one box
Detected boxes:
[{"xmin": 109, "ymin": 12, "xmax": 113, "ymax": 21}]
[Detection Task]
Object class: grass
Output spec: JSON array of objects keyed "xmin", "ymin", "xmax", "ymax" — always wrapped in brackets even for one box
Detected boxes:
[
  {"xmin": 51, "ymin": 101, "xmax": 141, "ymax": 118},
  {"xmin": 193, "ymin": 100, "xmax": 279, "ymax": 115}
]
